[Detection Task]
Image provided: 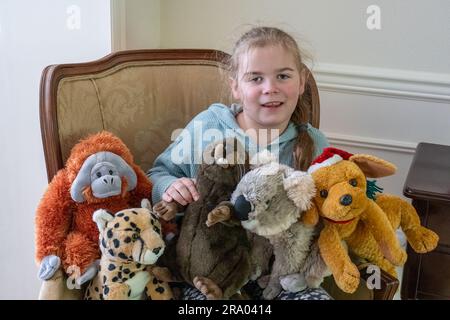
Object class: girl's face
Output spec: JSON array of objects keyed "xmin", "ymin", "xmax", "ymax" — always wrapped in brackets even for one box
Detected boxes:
[{"xmin": 231, "ymin": 45, "xmax": 306, "ymax": 132}]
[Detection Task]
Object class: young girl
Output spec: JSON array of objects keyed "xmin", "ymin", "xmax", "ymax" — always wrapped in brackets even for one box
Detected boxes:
[{"xmin": 148, "ymin": 26, "xmax": 331, "ymax": 300}]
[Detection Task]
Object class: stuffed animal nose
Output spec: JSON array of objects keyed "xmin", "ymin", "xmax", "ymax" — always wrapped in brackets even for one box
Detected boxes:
[
  {"xmin": 234, "ymin": 195, "xmax": 251, "ymax": 221},
  {"xmin": 340, "ymin": 194, "xmax": 353, "ymax": 206}
]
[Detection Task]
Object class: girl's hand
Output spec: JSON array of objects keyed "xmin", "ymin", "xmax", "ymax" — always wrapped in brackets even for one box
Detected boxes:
[{"xmin": 162, "ymin": 178, "xmax": 199, "ymax": 206}]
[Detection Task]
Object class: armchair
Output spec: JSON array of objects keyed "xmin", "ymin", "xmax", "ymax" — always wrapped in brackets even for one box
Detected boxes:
[{"xmin": 38, "ymin": 49, "xmax": 398, "ymax": 300}]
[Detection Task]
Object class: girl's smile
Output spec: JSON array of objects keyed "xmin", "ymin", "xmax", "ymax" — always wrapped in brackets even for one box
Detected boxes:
[{"xmin": 260, "ymin": 101, "xmax": 284, "ymax": 108}]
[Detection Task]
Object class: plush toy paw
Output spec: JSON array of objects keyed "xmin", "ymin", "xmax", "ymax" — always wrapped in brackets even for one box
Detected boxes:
[
  {"xmin": 306, "ymin": 275, "xmax": 326, "ymax": 288},
  {"xmin": 193, "ymin": 276, "xmax": 223, "ymax": 300},
  {"xmin": 256, "ymin": 275, "xmax": 270, "ymax": 288},
  {"xmin": 76, "ymin": 259, "xmax": 100, "ymax": 286},
  {"xmin": 380, "ymin": 262, "xmax": 398, "ymax": 278},
  {"xmin": 336, "ymin": 261, "xmax": 360, "ymax": 293},
  {"xmin": 38, "ymin": 255, "xmax": 61, "ymax": 280},
  {"xmin": 262, "ymin": 282, "xmax": 282, "ymax": 300},
  {"xmin": 280, "ymin": 273, "xmax": 307, "ymax": 292},
  {"xmin": 125, "ymin": 271, "xmax": 151, "ymax": 299},
  {"xmin": 149, "ymin": 266, "xmax": 174, "ymax": 282},
  {"xmin": 249, "ymin": 265, "xmax": 262, "ymax": 281},
  {"xmin": 153, "ymin": 201, "xmax": 178, "ymax": 221},
  {"xmin": 386, "ymin": 247, "xmax": 407, "ymax": 266},
  {"xmin": 206, "ymin": 205, "xmax": 231, "ymax": 227},
  {"xmin": 405, "ymin": 226, "xmax": 439, "ymax": 253}
]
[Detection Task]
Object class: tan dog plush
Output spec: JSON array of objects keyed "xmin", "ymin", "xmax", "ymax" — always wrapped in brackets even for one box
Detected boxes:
[{"xmin": 306, "ymin": 147, "xmax": 438, "ymax": 293}]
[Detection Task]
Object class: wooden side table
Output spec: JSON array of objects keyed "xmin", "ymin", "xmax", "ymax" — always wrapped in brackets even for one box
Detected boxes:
[{"xmin": 402, "ymin": 142, "xmax": 450, "ymax": 300}]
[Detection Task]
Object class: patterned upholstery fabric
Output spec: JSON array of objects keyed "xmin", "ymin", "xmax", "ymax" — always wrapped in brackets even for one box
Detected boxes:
[{"xmin": 57, "ymin": 60, "xmax": 233, "ymax": 172}]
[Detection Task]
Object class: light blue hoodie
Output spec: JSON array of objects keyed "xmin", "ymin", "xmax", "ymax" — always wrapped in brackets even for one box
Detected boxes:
[{"xmin": 147, "ymin": 103, "xmax": 329, "ymax": 204}]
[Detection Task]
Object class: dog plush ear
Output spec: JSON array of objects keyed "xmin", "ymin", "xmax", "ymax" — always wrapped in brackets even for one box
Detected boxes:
[
  {"xmin": 301, "ymin": 202, "xmax": 319, "ymax": 227},
  {"xmin": 349, "ymin": 154, "xmax": 397, "ymax": 178}
]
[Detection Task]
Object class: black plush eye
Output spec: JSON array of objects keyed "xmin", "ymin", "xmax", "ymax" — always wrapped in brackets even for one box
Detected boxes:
[
  {"xmin": 132, "ymin": 233, "xmax": 139, "ymax": 240},
  {"xmin": 349, "ymin": 179, "xmax": 358, "ymax": 187},
  {"xmin": 320, "ymin": 190, "xmax": 328, "ymax": 198},
  {"xmin": 96, "ymin": 172, "xmax": 102, "ymax": 178}
]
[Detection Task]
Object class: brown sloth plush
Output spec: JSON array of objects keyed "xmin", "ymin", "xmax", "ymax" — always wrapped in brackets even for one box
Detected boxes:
[
  {"xmin": 35, "ymin": 131, "xmax": 161, "ymax": 291},
  {"xmin": 154, "ymin": 138, "xmax": 252, "ymax": 299}
]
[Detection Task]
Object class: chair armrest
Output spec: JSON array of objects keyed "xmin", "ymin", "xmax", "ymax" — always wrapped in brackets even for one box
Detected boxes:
[{"xmin": 38, "ymin": 269, "xmax": 83, "ymax": 300}]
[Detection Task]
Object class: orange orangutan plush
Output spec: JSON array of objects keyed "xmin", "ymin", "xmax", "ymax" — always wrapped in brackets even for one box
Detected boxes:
[{"xmin": 35, "ymin": 131, "xmax": 158, "ymax": 287}]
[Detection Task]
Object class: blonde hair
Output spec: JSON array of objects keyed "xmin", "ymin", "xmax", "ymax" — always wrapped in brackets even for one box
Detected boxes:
[{"xmin": 227, "ymin": 26, "xmax": 315, "ymax": 170}]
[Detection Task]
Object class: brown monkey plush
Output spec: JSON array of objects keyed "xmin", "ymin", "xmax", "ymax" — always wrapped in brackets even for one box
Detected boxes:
[
  {"xmin": 154, "ymin": 138, "xmax": 252, "ymax": 299},
  {"xmin": 35, "ymin": 131, "xmax": 156, "ymax": 286}
]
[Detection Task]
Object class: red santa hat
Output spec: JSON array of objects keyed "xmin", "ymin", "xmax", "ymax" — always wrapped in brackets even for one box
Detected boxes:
[{"xmin": 307, "ymin": 147, "xmax": 354, "ymax": 174}]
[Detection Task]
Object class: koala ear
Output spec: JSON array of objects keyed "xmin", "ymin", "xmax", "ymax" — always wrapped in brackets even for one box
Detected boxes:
[
  {"xmin": 349, "ymin": 154, "xmax": 397, "ymax": 178},
  {"xmin": 283, "ymin": 171, "xmax": 316, "ymax": 211},
  {"xmin": 250, "ymin": 150, "xmax": 277, "ymax": 168},
  {"xmin": 141, "ymin": 198, "xmax": 152, "ymax": 210},
  {"xmin": 93, "ymin": 209, "xmax": 114, "ymax": 232}
]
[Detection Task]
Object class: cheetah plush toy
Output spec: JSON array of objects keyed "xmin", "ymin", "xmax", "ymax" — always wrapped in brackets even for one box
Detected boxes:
[{"xmin": 84, "ymin": 199, "xmax": 173, "ymax": 300}]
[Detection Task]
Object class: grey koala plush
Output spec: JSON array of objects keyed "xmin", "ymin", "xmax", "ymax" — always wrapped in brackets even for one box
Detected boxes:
[{"xmin": 230, "ymin": 154, "xmax": 329, "ymax": 300}]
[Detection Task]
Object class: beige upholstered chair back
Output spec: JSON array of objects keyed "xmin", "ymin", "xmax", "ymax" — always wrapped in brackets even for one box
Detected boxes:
[
  {"xmin": 41, "ymin": 50, "xmax": 227, "ymax": 180},
  {"xmin": 40, "ymin": 49, "xmax": 320, "ymax": 181}
]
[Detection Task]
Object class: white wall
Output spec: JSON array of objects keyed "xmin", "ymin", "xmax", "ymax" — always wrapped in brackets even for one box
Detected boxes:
[
  {"xmin": 0, "ymin": 0, "xmax": 111, "ymax": 299},
  {"xmin": 112, "ymin": 0, "xmax": 160, "ymax": 51},
  {"xmin": 119, "ymin": 0, "xmax": 450, "ymax": 196},
  {"xmin": 159, "ymin": 0, "xmax": 450, "ymax": 74}
]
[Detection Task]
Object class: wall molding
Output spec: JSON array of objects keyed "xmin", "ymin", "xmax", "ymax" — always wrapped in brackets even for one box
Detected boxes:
[
  {"xmin": 324, "ymin": 131, "xmax": 417, "ymax": 154},
  {"xmin": 110, "ymin": 0, "xmax": 126, "ymax": 52},
  {"xmin": 314, "ymin": 63, "xmax": 450, "ymax": 104}
]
